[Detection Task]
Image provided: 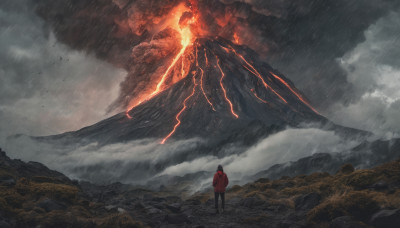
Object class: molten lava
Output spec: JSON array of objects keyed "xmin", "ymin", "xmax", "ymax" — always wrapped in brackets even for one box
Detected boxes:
[
  {"xmin": 204, "ymin": 48, "xmax": 209, "ymax": 66},
  {"xmin": 251, "ymin": 89, "xmax": 268, "ymax": 104},
  {"xmin": 216, "ymin": 55, "xmax": 239, "ymax": 119},
  {"xmin": 196, "ymin": 47, "xmax": 215, "ymax": 111},
  {"xmin": 221, "ymin": 45, "xmax": 288, "ymax": 104},
  {"xmin": 233, "ymin": 32, "xmax": 240, "ymax": 44},
  {"xmin": 161, "ymin": 74, "xmax": 198, "ymax": 144},
  {"xmin": 125, "ymin": 3, "xmax": 198, "ymax": 118},
  {"xmin": 269, "ymin": 72, "xmax": 319, "ymax": 114}
]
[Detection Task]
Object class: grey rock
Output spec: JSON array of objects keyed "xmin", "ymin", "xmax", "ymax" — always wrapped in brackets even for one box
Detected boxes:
[
  {"xmin": 165, "ymin": 213, "xmax": 191, "ymax": 224},
  {"xmin": 369, "ymin": 181, "xmax": 388, "ymax": 190},
  {"xmin": 0, "ymin": 176, "xmax": 15, "ymax": 186},
  {"xmin": 166, "ymin": 203, "xmax": 182, "ymax": 213},
  {"xmin": 241, "ymin": 197, "xmax": 264, "ymax": 208},
  {"xmin": 295, "ymin": 193, "xmax": 321, "ymax": 211},
  {"xmin": 36, "ymin": 198, "xmax": 67, "ymax": 212},
  {"xmin": 0, "ymin": 220, "xmax": 11, "ymax": 228},
  {"xmin": 146, "ymin": 206, "xmax": 162, "ymax": 214},
  {"xmin": 330, "ymin": 216, "xmax": 369, "ymax": 228},
  {"xmin": 370, "ymin": 209, "xmax": 400, "ymax": 228}
]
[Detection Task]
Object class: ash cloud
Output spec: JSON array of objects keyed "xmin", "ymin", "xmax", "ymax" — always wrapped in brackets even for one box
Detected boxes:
[
  {"xmin": 327, "ymin": 11, "xmax": 400, "ymax": 138},
  {"xmin": 0, "ymin": 0, "xmax": 126, "ymax": 140},
  {"xmin": 33, "ymin": 0, "xmax": 400, "ymax": 115}
]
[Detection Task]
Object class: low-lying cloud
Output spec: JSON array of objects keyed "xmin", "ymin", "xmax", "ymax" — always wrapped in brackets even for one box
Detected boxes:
[
  {"xmin": 159, "ymin": 128, "xmax": 360, "ymax": 179},
  {"xmin": 3, "ymin": 127, "xmax": 361, "ymax": 188}
]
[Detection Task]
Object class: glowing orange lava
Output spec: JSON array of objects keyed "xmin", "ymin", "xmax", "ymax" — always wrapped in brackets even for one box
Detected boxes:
[
  {"xmin": 199, "ymin": 66, "xmax": 216, "ymax": 111},
  {"xmin": 221, "ymin": 45, "xmax": 288, "ymax": 104},
  {"xmin": 233, "ymin": 32, "xmax": 240, "ymax": 44},
  {"xmin": 269, "ymin": 72, "xmax": 319, "ymax": 114},
  {"xmin": 194, "ymin": 46, "xmax": 215, "ymax": 111},
  {"xmin": 216, "ymin": 56, "xmax": 239, "ymax": 119},
  {"xmin": 204, "ymin": 48, "xmax": 209, "ymax": 66},
  {"xmin": 125, "ymin": 4, "xmax": 198, "ymax": 118},
  {"xmin": 161, "ymin": 75, "xmax": 197, "ymax": 144},
  {"xmin": 181, "ymin": 54, "xmax": 185, "ymax": 78},
  {"xmin": 251, "ymin": 89, "xmax": 268, "ymax": 104}
]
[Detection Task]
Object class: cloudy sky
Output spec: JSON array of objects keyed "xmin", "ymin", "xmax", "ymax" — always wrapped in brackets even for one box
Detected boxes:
[{"xmin": 1, "ymin": 0, "xmax": 400, "ymax": 143}]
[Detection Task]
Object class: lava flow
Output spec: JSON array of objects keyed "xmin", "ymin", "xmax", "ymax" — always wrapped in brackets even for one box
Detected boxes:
[
  {"xmin": 216, "ymin": 55, "xmax": 239, "ymax": 119},
  {"xmin": 251, "ymin": 89, "xmax": 268, "ymax": 104},
  {"xmin": 269, "ymin": 72, "xmax": 319, "ymax": 114},
  {"xmin": 125, "ymin": 3, "xmax": 198, "ymax": 119},
  {"xmin": 161, "ymin": 75, "xmax": 198, "ymax": 144},
  {"xmin": 196, "ymin": 46, "xmax": 216, "ymax": 111},
  {"xmin": 220, "ymin": 45, "xmax": 288, "ymax": 104}
]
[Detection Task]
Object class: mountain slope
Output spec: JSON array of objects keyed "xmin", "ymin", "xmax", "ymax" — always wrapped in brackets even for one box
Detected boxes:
[{"xmin": 38, "ymin": 38, "xmax": 359, "ymax": 146}]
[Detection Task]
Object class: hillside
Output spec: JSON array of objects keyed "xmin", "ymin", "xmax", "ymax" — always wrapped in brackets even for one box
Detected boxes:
[{"xmin": 1, "ymin": 147, "xmax": 399, "ymax": 227}]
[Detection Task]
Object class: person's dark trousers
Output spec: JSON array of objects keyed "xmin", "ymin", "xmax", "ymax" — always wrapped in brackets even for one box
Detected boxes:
[{"xmin": 214, "ymin": 192, "xmax": 225, "ymax": 209}]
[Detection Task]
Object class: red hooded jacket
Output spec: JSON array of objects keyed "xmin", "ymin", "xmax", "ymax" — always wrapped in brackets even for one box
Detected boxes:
[{"xmin": 213, "ymin": 171, "xmax": 229, "ymax": 193}]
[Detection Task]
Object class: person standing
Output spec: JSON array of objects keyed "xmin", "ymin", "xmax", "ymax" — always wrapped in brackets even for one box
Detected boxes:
[{"xmin": 213, "ymin": 164, "xmax": 229, "ymax": 214}]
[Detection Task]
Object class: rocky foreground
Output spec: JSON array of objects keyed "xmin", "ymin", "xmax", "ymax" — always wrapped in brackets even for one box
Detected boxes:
[{"xmin": 1, "ymin": 148, "xmax": 400, "ymax": 228}]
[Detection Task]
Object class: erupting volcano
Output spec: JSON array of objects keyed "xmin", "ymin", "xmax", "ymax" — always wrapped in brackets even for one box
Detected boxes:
[
  {"xmin": 72, "ymin": 1, "xmax": 321, "ymax": 145},
  {"xmin": 39, "ymin": 0, "xmax": 349, "ymax": 147}
]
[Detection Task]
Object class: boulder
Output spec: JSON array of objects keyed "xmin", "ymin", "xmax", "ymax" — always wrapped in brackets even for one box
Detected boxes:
[
  {"xmin": 166, "ymin": 203, "xmax": 181, "ymax": 213},
  {"xmin": 0, "ymin": 176, "xmax": 15, "ymax": 186},
  {"xmin": 165, "ymin": 214, "xmax": 191, "ymax": 224},
  {"xmin": 295, "ymin": 193, "xmax": 321, "ymax": 211},
  {"xmin": 255, "ymin": 178, "xmax": 270, "ymax": 183},
  {"xmin": 337, "ymin": 164, "xmax": 355, "ymax": 174},
  {"xmin": 0, "ymin": 220, "xmax": 11, "ymax": 228},
  {"xmin": 241, "ymin": 197, "xmax": 264, "ymax": 208},
  {"xmin": 330, "ymin": 216, "xmax": 369, "ymax": 228},
  {"xmin": 369, "ymin": 181, "xmax": 388, "ymax": 190},
  {"xmin": 36, "ymin": 198, "xmax": 67, "ymax": 212},
  {"xmin": 370, "ymin": 209, "xmax": 400, "ymax": 228}
]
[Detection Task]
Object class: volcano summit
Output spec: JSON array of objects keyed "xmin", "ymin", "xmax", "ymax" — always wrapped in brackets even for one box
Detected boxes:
[{"xmin": 43, "ymin": 37, "xmax": 338, "ymax": 146}]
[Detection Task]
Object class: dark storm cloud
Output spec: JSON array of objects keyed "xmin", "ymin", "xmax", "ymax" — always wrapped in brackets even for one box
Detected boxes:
[
  {"xmin": 0, "ymin": 0, "xmax": 126, "ymax": 140},
  {"xmin": 218, "ymin": 0, "xmax": 400, "ymax": 109},
  {"xmin": 2, "ymin": 0, "xmax": 399, "ymax": 137},
  {"xmin": 33, "ymin": 0, "xmax": 400, "ymax": 112},
  {"xmin": 328, "ymin": 11, "xmax": 400, "ymax": 137}
]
